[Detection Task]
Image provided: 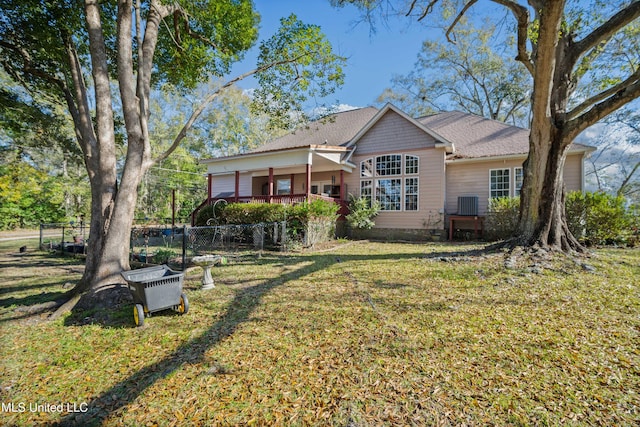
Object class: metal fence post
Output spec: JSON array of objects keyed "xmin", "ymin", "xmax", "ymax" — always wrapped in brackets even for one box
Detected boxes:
[
  {"xmin": 39, "ymin": 223, "xmax": 43, "ymax": 251},
  {"xmin": 182, "ymin": 225, "xmax": 187, "ymax": 271},
  {"xmin": 61, "ymin": 226, "xmax": 65, "ymax": 255},
  {"xmin": 281, "ymin": 220, "xmax": 287, "ymax": 252}
]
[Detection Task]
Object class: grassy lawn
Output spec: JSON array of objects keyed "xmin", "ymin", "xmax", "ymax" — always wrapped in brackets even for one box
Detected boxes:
[{"xmin": 1, "ymin": 241, "xmax": 638, "ymax": 426}]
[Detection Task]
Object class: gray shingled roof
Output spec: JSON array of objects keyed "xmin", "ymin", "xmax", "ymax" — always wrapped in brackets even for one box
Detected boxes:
[
  {"xmin": 250, "ymin": 107, "xmax": 379, "ymax": 153},
  {"xmin": 246, "ymin": 108, "xmax": 592, "ymax": 160},
  {"xmin": 419, "ymin": 111, "xmax": 529, "ymax": 159},
  {"xmin": 419, "ymin": 111, "xmax": 592, "ymax": 159}
]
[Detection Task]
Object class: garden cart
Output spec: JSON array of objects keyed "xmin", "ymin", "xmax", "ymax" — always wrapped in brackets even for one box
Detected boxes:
[{"xmin": 121, "ymin": 265, "xmax": 189, "ymax": 327}]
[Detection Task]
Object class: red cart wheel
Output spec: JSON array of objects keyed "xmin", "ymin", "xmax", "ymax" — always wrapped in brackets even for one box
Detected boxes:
[{"xmin": 134, "ymin": 303, "xmax": 145, "ymax": 327}]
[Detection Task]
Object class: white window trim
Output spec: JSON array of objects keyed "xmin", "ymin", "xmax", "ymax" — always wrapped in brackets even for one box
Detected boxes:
[
  {"xmin": 360, "ymin": 158, "xmax": 373, "ymax": 178},
  {"xmin": 375, "ymin": 154, "xmax": 402, "ymax": 177},
  {"xmin": 358, "ymin": 153, "xmax": 421, "ymax": 211},
  {"xmin": 405, "ymin": 154, "xmax": 419, "ymax": 175},
  {"xmin": 514, "ymin": 167, "xmax": 524, "ymax": 197},
  {"xmin": 489, "ymin": 168, "xmax": 511, "ymax": 199},
  {"xmin": 405, "ymin": 177, "xmax": 419, "ymax": 211}
]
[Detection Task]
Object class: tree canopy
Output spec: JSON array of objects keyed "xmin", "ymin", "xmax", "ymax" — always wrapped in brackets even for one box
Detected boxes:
[
  {"xmin": 378, "ymin": 18, "xmax": 531, "ymax": 125},
  {"xmin": 0, "ymin": 0, "xmax": 346, "ymax": 296}
]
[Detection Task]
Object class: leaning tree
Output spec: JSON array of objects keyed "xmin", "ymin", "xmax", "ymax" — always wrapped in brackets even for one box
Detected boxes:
[
  {"xmin": 0, "ymin": 0, "xmax": 345, "ymax": 305},
  {"xmin": 336, "ymin": 0, "xmax": 640, "ymax": 251}
]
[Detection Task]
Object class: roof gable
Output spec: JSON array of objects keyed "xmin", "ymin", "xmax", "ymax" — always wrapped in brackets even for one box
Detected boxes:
[{"xmin": 347, "ymin": 103, "xmax": 453, "ymax": 152}]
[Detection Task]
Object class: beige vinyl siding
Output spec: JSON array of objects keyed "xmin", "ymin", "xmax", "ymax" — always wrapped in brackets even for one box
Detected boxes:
[
  {"xmin": 211, "ymin": 173, "xmax": 251, "ymax": 197},
  {"xmin": 346, "ymin": 148, "xmax": 446, "ymax": 230},
  {"xmin": 345, "ymin": 109, "xmax": 447, "ymax": 229},
  {"xmin": 446, "ymin": 159, "xmax": 524, "ymax": 215},
  {"xmin": 211, "ymin": 174, "xmax": 235, "ymax": 197},
  {"xmin": 564, "ymin": 153, "xmax": 584, "ymax": 192},
  {"xmin": 446, "ymin": 153, "xmax": 586, "ymax": 215},
  {"xmin": 355, "ymin": 110, "xmax": 438, "ymax": 155}
]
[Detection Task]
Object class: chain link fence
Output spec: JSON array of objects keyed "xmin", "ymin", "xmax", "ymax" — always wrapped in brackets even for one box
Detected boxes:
[
  {"xmin": 41, "ymin": 218, "xmax": 332, "ymax": 267},
  {"xmin": 130, "ymin": 225, "xmax": 187, "ymax": 269},
  {"xmin": 129, "ymin": 222, "xmax": 292, "ymax": 270},
  {"xmin": 39, "ymin": 222, "xmax": 88, "ymax": 254},
  {"xmin": 186, "ymin": 222, "xmax": 287, "ymax": 256}
]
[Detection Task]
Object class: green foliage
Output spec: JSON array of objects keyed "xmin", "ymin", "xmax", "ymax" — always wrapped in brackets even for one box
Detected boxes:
[
  {"xmin": 566, "ymin": 191, "xmax": 635, "ymax": 246},
  {"xmin": 483, "ymin": 193, "xmax": 637, "ymax": 246},
  {"xmin": 346, "ymin": 195, "xmax": 380, "ymax": 230},
  {"xmin": 485, "ymin": 197, "xmax": 520, "ymax": 241},
  {"xmin": 196, "ymin": 200, "xmax": 339, "ymax": 227},
  {"xmin": 155, "ymin": 0, "xmax": 259, "ymax": 89},
  {"xmin": 219, "ymin": 203, "xmax": 288, "ymax": 225},
  {"xmin": 286, "ymin": 199, "xmax": 340, "ymax": 239},
  {"xmin": 0, "ymin": 161, "xmax": 67, "ymax": 229},
  {"xmin": 153, "ymin": 248, "xmax": 177, "ymax": 264},
  {"xmin": 254, "ymin": 14, "xmax": 346, "ymax": 129},
  {"xmin": 194, "ymin": 200, "xmax": 340, "ymax": 244}
]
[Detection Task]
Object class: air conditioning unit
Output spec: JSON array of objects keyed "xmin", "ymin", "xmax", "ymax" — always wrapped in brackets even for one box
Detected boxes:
[{"xmin": 458, "ymin": 196, "xmax": 479, "ymax": 216}]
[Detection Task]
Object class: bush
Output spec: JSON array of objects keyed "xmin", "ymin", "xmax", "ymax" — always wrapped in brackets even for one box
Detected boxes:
[
  {"xmin": 195, "ymin": 202, "xmax": 286, "ymax": 226},
  {"xmin": 220, "ymin": 203, "xmax": 287, "ymax": 225},
  {"xmin": 566, "ymin": 191, "xmax": 633, "ymax": 246},
  {"xmin": 346, "ymin": 195, "xmax": 380, "ymax": 230},
  {"xmin": 193, "ymin": 200, "xmax": 340, "ymax": 246},
  {"xmin": 484, "ymin": 197, "xmax": 520, "ymax": 241}
]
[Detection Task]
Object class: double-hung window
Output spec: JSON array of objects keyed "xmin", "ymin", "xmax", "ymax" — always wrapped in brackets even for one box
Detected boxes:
[{"xmin": 490, "ymin": 169, "xmax": 510, "ymax": 198}]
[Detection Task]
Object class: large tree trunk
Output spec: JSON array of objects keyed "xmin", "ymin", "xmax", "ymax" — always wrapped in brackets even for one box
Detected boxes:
[
  {"xmin": 55, "ymin": 0, "xmax": 151, "ymax": 310},
  {"xmin": 512, "ymin": 0, "xmax": 583, "ymax": 253},
  {"xmin": 516, "ymin": 125, "xmax": 583, "ymax": 252}
]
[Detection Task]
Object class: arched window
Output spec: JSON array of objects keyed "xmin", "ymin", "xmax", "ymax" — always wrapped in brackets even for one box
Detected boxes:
[{"xmin": 359, "ymin": 154, "xmax": 420, "ymax": 211}]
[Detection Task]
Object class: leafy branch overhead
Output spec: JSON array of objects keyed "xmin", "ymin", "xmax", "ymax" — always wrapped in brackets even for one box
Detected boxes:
[
  {"xmin": 0, "ymin": 0, "xmax": 347, "ymax": 295},
  {"xmin": 254, "ymin": 14, "xmax": 346, "ymax": 129}
]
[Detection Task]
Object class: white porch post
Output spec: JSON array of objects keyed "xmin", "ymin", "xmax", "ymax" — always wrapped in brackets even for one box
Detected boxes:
[{"xmin": 268, "ymin": 167, "xmax": 274, "ymax": 202}]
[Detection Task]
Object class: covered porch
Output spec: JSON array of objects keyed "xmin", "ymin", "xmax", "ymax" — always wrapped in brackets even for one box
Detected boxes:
[{"xmin": 192, "ymin": 145, "xmax": 354, "ymax": 225}]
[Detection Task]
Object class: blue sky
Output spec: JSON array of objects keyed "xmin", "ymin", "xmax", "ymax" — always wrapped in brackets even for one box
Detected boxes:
[{"xmin": 230, "ymin": 0, "xmax": 439, "ymax": 109}]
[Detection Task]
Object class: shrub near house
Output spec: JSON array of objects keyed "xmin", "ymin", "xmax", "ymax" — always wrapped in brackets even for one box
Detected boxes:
[
  {"xmin": 195, "ymin": 200, "xmax": 339, "ymax": 247},
  {"xmin": 485, "ymin": 192, "xmax": 638, "ymax": 246}
]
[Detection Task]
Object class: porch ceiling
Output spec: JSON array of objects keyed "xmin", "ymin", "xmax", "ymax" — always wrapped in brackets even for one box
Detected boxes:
[{"xmin": 203, "ymin": 146, "xmax": 354, "ymax": 176}]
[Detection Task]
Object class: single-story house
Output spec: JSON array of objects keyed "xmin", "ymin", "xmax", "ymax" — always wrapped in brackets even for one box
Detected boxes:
[{"xmin": 195, "ymin": 103, "xmax": 595, "ymax": 240}]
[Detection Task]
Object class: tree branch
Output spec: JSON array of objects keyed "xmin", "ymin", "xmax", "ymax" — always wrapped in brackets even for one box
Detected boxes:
[
  {"xmin": 153, "ymin": 55, "xmax": 308, "ymax": 165},
  {"xmin": 490, "ymin": 0, "xmax": 533, "ymax": 75},
  {"xmin": 84, "ymin": 0, "xmax": 116, "ymax": 159},
  {"xmin": 411, "ymin": 1, "xmax": 439, "ymax": 20},
  {"xmin": 565, "ymin": 72, "xmax": 640, "ymax": 141},
  {"xmin": 567, "ymin": 67, "xmax": 640, "ymax": 120},
  {"xmin": 572, "ymin": 1, "xmax": 640, "ymax": 62},
  {"xmin": 445, "ymin": 0, "xmax": 478, "ymax": 43},
  {"xmin": 618, "ymin": 160, "xmax": 639, "ymax": 196}
]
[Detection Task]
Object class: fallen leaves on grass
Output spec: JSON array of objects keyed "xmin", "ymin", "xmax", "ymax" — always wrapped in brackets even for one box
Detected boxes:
[{"xmin": 1, "ymin": 243, "xmax": 639, "ymax": 426}]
